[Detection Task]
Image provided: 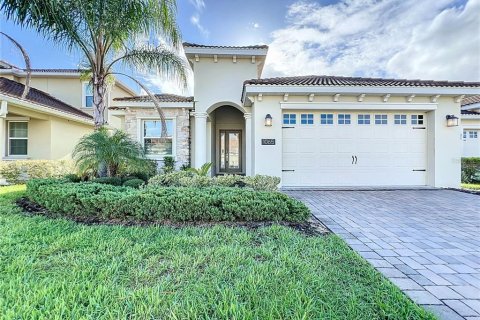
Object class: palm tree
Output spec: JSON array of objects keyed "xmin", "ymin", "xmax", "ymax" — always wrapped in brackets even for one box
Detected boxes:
[
  {"xmin": 1, "ymin": 0, "xmax": 187, "ymax": 130},
  {"xmin": 73, "ymin": 127, "xmax": 152, "ymax": 177}
]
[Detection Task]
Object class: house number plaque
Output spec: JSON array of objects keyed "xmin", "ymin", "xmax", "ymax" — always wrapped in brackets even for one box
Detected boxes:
[{"xmin": 261, "ymin": 139, "xmax": 276, "ymax": 145}]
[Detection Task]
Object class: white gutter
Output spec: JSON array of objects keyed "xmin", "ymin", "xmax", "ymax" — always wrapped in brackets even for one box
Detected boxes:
[{"xmin": 0, "ymin": 93, "xmax": 93, "ymax": 125}]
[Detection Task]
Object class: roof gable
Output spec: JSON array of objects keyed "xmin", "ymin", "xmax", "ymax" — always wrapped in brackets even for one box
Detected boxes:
[{"xmin": 0, "ymin": 77, "xmax": 92, "ymax": 120}]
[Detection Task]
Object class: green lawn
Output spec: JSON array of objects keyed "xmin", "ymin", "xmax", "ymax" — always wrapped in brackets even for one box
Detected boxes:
[
  {"xmin": 0, "ymin": 185, "xmax": 434, "ymax": 319},
  {"xmin": 461, "ymin": 183, "xmax": 480, "ymax": 190}
]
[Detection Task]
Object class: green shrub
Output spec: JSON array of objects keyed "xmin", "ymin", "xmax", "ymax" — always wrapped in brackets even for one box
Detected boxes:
[
  {"xmin": 244, "ymin": 175, "xmax": 281, "ymax": 191},
  {"xmin": 162, "ymin": 156, "xmax": 175, "ymax": 174},
  {"xmin": 64, "ymin": 174, "xmax": 81, "ymax": 183},
  {"xmin": 26, "ymin": 179, "xmax": 310, "ymax": 222},
  {"xmin": 0, "ymin": 160, "xmax": 75, "ymax": 184},
  {"xmin": 148, "ymin": 171, "xmax": 194, "ymax": 187},
  {"xmin": 212, "ymin": 174, "xmax": 244, "ymax": 187},
  {"xmin": 178, "ymin": 175, "xmax": 211, "ymax": 188},
  {"xmin": 92, "ymin": 177, "xmax": 123, "ymax": 186},
  {"xmin": 461, "ymin": 157, "xmax": 480, "ymax": 183},
  {"xmin": 122, "ymin": 178, "xmax": 144, "ymax": 189},
  {"xmin": 149, "ymin": 173, "xmax": 279, "ymax": 191}
]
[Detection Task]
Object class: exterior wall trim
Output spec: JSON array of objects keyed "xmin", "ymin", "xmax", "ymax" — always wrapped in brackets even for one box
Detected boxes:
[
  {"xmin": 280, "ymin": 102, "xmax": 438, "ymax": 111},
  {"xmin": 243, "ymin": 86, "xmax": 480, "ymax": 103}
]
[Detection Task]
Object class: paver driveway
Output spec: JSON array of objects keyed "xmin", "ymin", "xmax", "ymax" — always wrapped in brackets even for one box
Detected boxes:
[{"xmin": 286, "ymin": 189, "xmax": 480, "ymax": 320}]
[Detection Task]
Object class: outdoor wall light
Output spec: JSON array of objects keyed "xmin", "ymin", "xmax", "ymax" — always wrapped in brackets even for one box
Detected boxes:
[
  {"xmin": 265, "ymin": 114, "xmax": 273, "ymax": 127},
  {"xmin": 446, "ymin": 114, "xmax": 459, "ymax": 127}
]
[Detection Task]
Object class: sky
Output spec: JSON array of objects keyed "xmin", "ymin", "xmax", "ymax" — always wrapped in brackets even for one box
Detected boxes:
[{"xmin": 1, "ymin": 0, "xmax": 479, "ymax": 96}]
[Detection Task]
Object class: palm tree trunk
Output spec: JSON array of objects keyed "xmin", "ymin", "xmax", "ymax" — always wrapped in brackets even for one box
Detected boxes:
[{"xmin": 93, "ymin": 74, "xmax": 108, "ymax": 129}]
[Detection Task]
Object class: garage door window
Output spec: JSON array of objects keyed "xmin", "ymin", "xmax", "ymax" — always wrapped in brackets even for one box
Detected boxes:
[
  {"xmin": 283, "ymin": 114, "xmax": 296, "ymax": 125},
  {"xmin": 411, "ymin": 115, "xmax": 424, "ymax": 125},
  {"xmin": 320, "ymin": 114, "xmax": 333, "ymax": 125},
  {"xmin": 338, "ymin": 114, "xmax": 351, "ymax": 125},
  {"xmin": 358, "ymin": 114, "xmax": 370, "ymax": 125},
  {"xmin": 375, "ymin": 114, "xmax": 388, "ymax": 125},
  {"xmin": 394, "ymin": 114, "xmax": 407, "ymax": 125},
  {"xmin": 301, "ymin": 114, "xmax": 314, "ymax": 125},
  {"xmin": 469, "ymin": 131, "xmax": 478, "ymax": 139}
]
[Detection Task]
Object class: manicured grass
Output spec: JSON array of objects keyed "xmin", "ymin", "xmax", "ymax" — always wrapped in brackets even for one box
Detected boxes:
[
  {"xmin": 461, "ymin": 183, "xmax": 480, "ymax": 190},
  {"xmin": 0, "ymin": 185, "xmax": 434, "ymax": 319}
]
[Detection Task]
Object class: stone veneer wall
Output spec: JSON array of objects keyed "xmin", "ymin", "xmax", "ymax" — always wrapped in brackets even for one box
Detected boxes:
[{"xmin": 123, "ymin": 107, "xmax": 190, "ymax": 168}]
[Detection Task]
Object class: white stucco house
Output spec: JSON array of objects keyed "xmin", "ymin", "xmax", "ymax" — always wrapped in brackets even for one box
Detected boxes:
[
  {"xmin": 461, "ymin": 95, "xmax": 480, "ymax": 157},
  {"xmin": 110, "ymin": 43, "xmax": 480, "ymax": 188}
]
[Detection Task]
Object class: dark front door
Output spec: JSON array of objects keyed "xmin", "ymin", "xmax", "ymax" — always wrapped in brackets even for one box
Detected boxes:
[{"xmin": 219, "ymin": 130, "xmax": 242, "ymax": 173}]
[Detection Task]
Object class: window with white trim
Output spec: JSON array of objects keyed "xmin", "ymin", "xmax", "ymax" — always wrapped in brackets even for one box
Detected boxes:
[
  {"xmin": 357, "ymin": 114, "xmax": 370, "ymax": 125},
  {"xmin": 394, "ymin": 114, "xmax": 407, "ymax": 125},
  {"xmin": 375, "ymin": 114, "xmax": 388, "ymax": 125},
  {"xmin": 469, "ymin": 131, "xmax": 478, "ymax": 139},
  {"xmin": 320, "ymin": 113, "xmax": 333, "ymax": 125},
  {"xmin": 411, "ymin": 114, "xmax": 424, "ymax": 125},
  {"xmin": 142, "ymin": 119, "xmax": 174, "ymax": 156},
  {"xmin": 283, "ymin": 114, "xmax": 296, "ymax": 125},
  {"xmin": 301, "ymin": 113, "xmax": 314, "ymax": 125},
  {"xmin": 8, "ymin": 121, "xmax": 28, "ymax": 156},
  {"xmin": 83, "ymin": 82, "xmax": 93, "ymax": 108},
  {"xmin": 338, "ymin": 114, "xmax": 351, "ymax": 125}
]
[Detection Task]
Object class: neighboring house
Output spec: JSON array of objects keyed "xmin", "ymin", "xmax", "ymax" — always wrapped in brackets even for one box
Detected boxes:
[
  {"xmin": 461, "ymin": 95, "xmax": 480, "ymax": 157},
  {"xmin": 0, "ymin": 60, "xmax": 136, "ymax": 160},
  {"xmin": 110, "ymin": 43, "xmax": 480, "ymax": 188},
  {"xmin": 0, "ymin": 77, "xmax": 92, "ymax": 160}
]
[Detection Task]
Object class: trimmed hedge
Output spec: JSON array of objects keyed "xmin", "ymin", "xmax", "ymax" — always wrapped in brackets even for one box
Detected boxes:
[
  {"xmin": 461, "ymin": 157, "xmax": 480, "ymax": 183},
  {"xmin": 26, "ymin": 179, "xmax": 310, "ymax": 222},
  {"xmin": 148, "ymin": 173, "xmax": 280, "ymax": 191},
  {"xmin": 0, "ymin": 160, "xmax": 75, "ymax": 184}
]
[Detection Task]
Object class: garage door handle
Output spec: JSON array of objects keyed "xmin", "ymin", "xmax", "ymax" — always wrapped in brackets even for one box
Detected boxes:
[
  {"xmin": 282, "ymin": 169, "xmax": 295, "ymax": 172},
  {"xmin": 412, "ymin": 169, "xmax": 426, "ymax": 172},
  {"xmin": 355, "ymin": 156, "xmax": 358, "ymax": 164},
  {"xmin": 352, "ymin": 156, "xmax": 355, "ymax": 164}
]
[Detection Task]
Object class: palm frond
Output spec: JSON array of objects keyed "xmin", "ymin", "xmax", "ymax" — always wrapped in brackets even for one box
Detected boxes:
[
  {"xmin": 73, "ymin": 128, "xmax": 149, "ymax": 177},
  {"xmin": 108, "ymin": 45, "xmax": 187, "ymax": 87},
  {"xmin": 108, "ymin": 72, "xmax": 170, "ymax": 138},
  {"xmin": 0, "ymin": 32, "xmax": 31, "ymax": 98}
]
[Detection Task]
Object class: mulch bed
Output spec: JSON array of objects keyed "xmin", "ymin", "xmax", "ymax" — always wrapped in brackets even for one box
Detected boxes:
[{"xmin": 16, "ymin": 197, "xmax": 330, "ymax": 236}]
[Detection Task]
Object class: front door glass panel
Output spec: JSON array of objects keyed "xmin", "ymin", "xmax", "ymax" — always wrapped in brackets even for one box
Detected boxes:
[{"xmin": 219, "ymin": 130, "xmax": 241, "ymax": 173}]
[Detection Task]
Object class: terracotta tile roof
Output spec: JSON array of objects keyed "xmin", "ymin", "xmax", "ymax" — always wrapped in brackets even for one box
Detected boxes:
[
  {"xmin": 244, "ymin": 75, "xmax": 480, "ymax": 88},
  {"xmin": 183, "ymin": 42, "xmax": 268, "ymax": 50},
  {"xmin": 462, "ymin": 95, "xmax": 480, "ymax": 106},
  {"xmin": 114, "ymin": 93, "xmax": 194, "ymax": 103},
  {"xmin": 0, "ymin": 77, "xmax": 93, "ymax": 120}
]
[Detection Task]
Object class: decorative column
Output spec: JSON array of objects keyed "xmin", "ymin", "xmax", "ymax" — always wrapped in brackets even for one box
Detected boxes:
[
  {"xmin": 0, "ymin": 101, "xmax": 7, "ymax": 158},
  {"xmin": 244, "ymin": 112, "xmax": 252, "ymax": 176},
  {"xmin": 193, "ymin": 112, "xmax": 208, "ymax": 168}
]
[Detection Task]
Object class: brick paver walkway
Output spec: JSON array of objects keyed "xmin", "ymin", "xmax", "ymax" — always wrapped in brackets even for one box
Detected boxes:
[{"xmin": 286, "ymin": 189, "xmax": 480, "ymax": 320}]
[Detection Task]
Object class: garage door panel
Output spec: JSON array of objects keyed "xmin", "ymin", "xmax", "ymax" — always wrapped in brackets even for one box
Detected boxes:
[{"xmin": 282, "ymin": 111, "xmax": 427, "ymax": 187}]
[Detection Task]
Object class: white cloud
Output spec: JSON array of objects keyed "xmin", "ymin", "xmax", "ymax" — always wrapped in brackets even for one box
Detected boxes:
[
  {"xmin": 265, "ymin": 0, "xmax": 480, "ymax": 81},
  {"xmin": 189, "ymin": 0, "xmax": 205, "ymax": 12},
  {"xmin": 250, "ymin": 22, "xmax": 260, "ymax": 29},
  {"xmin": 143, "ymin": 72, "xmax": 193, "ymax": 96},
  {"xmin": 190, "ymin": 13, "xmax": 210, "ymax": 38}
]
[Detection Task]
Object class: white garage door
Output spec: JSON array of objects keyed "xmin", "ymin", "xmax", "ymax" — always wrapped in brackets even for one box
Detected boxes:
[{"xmin": 282, "ymin": 111, "xmax": 427, "ymax": 187}]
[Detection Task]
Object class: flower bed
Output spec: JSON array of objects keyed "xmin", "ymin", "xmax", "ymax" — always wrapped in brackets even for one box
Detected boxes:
[{"xmin": 26, "ymin": 179, "xmax": 310, "ymax": 223}]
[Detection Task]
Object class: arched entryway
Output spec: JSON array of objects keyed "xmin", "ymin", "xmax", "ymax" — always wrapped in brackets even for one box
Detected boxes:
[{"xmin": 209, "ymin": 105, "xmax": 245, "ymax": 174}]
